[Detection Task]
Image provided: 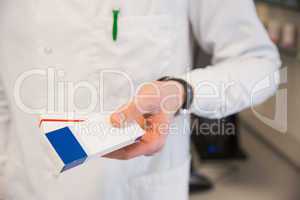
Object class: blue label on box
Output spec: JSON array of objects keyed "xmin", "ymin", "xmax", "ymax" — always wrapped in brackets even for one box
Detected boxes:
[{"xmin": 46, "ymin": 127, "xmax": 87, "ymax": 167}]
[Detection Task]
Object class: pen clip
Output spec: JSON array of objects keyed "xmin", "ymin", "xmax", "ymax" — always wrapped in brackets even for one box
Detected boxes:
[{"xmin": 112, "ymin": 9, "xmax": 120, "ymax": 42}]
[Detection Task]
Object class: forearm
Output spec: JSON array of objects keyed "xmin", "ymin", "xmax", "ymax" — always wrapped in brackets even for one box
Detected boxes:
[{"xmin": 180, "ymin": 56, "xmax": 281, "ymax": 119}]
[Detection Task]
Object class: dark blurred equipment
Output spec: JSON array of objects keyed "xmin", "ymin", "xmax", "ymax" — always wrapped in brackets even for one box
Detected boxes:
[
  {"xmin": 189, "ymin": 115, "xmax": 246, "ymax": 194},
  {"xmin": 191, "ymin": 115, "xmax": 247, "ymax": 160},
  {"xmin": 188, "ymin": 45, "xmax": 247, "ymax": 194},
  {"xmin": 189, "ymin": 164, "xmax": 213, "ymax": 194}
]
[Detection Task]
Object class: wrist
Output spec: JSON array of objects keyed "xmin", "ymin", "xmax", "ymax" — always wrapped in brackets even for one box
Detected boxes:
[
  {"xmin": 157, "ymin": 76, "xmax": 194, "ymax": 114},
  {"xmin": 166, "ymin": 80, "xmax": 185, "ymax": 109}
]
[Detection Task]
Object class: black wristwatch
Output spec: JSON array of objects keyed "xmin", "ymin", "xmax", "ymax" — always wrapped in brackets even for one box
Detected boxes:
[{"xmin": 157, "ymin": 76, "xmax": 194, "ymax": 113}]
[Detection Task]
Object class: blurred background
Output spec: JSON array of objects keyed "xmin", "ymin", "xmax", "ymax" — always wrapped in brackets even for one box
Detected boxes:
[{"xmin": 189, "ymin": 1, "xmax": 300, "ymax": 199}]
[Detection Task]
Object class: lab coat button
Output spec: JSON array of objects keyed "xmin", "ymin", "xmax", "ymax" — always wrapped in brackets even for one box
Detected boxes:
[{"xmin": 43, "ymin": 47, "xmax": 53, "ymax": 55}]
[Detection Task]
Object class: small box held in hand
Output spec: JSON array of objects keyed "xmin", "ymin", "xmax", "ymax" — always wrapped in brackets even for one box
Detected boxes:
[{"xmin": 39, "ymin": 113, "xmax": 145, "ymax": 174}]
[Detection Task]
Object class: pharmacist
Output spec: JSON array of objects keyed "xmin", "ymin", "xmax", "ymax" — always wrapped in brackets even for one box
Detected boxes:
[{"xmin": 0, "ymin": 0, "xmax": 280, "ymax": 200}]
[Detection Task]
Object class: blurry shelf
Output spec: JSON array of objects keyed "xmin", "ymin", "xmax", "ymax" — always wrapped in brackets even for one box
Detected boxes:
[
  {"xmin": 256, "ymin": 0, "xmax": 300, "ymax": 11},
  {"xmin": 238, "ymin": 53, "xmax": 300, "ymax": 169}
]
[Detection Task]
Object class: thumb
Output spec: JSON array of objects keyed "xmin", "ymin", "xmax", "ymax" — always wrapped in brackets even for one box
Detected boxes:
[{"xmin": 110, "ymin": 101, "xmax": 143, "ymax": 127}]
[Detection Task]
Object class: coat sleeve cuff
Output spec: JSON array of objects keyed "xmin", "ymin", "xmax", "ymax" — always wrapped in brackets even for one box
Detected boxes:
[{"xmin": 176, "ymin": 68, "xmax": 229, "ymax": 119}]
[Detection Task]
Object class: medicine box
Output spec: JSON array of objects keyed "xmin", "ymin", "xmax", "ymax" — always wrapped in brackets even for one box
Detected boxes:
[{"xmin": 39, "ymin": 113, "xmax": 144, "ymax": 174}]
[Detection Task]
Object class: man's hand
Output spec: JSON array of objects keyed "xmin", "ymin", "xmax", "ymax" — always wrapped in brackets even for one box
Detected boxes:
[{"xmin": 105, "ymin": 81, "xmax": 185, "ymax": 160}]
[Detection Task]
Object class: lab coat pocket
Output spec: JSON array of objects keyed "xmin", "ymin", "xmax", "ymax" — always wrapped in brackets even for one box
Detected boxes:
[
  {"xmin": 129, "ymin": 158, "xmax": 190, "ymax": 200},
  {"xmin": 90, "ymin": 14, "xmax": 175, "ymax": 83}
]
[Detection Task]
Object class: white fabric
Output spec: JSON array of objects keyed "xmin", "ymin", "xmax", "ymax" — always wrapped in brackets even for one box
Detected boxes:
[{"xmin": 0, "ymin": 0, "xmax": 280, "ymax": 200}]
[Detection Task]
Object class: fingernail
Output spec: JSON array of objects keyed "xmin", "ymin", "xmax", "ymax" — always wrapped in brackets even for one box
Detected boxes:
[{"xmin": 119, "ymin": 113, "xmax": 126, "ymax": 126}]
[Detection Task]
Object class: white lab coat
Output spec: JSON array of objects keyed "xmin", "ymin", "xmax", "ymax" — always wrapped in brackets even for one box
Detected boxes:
[{"xmin": 0, "ymin": 0, "xmax": 280, "ymax": 200}]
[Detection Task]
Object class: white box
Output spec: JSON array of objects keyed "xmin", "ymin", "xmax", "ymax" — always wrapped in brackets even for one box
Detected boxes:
[{"xmin": 39, "ymin": 113, "xmax": 144, "ymax": 174}]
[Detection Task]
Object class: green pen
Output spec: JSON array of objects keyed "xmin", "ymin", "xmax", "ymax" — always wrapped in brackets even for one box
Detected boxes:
[{"xmin": 112, "ymin": 9, "xmax": 120, "ymax": 42}]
